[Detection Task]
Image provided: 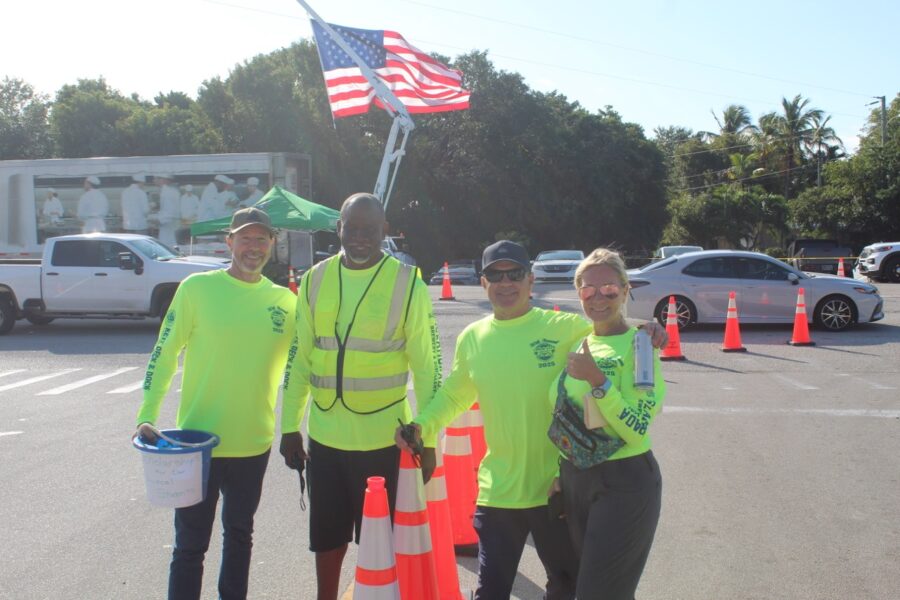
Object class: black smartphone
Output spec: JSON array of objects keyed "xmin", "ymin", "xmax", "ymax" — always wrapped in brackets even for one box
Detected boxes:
[{"xmin": 548, "ymin": 491, "xmax": 565, "ymax": 520}]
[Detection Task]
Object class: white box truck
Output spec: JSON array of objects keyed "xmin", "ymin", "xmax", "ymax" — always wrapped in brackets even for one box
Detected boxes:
[{"xmin": 0, "ymin": 151, "xmax": 311, "ymax": 257}]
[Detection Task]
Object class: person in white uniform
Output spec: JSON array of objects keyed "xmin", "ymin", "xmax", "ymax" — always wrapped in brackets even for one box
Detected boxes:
[
  {"xmin": 77, "ymin": 176, "xmax": 109, "ymax": 233},
  {"xmin": 238, "ymin": 177, "xmax": 264, "ymax": 208},
  {"xmin": 180, "ymin": 184, "xmax": 200, "ymax": 225},
  {"xmin": 42, "ymin": 188, "xmax": 64, "ymax": 225},
  {"xmin": 155, "ymin": 174, "xmax": 181, "ymax": 246},
  {"xmin": 121, "ymin": 174, "xmax": 150, "ymax": 234},
  {"xmin": 198, "ymin": 174, "xmax": 235, "ymax": 221}
]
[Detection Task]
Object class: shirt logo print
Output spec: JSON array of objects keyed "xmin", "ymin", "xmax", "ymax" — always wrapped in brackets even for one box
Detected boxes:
[
  {"xmin": 530, "ymin": 338, "xmax": 559, "ymax": 369},
  {"xmin": 268, "ymin": 306, "xmax": 288, "ymax": 333}
]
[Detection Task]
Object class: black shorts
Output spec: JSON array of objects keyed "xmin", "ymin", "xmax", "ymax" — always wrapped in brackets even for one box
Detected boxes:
[{"xmin": 307, "ymin": 438, "xmax": 400, "ymax": 552}]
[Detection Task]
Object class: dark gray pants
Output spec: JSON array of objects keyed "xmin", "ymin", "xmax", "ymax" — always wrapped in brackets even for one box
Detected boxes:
[{"xmin": 560, "ymin": 451, "xmax": 661, "ymax": 600}]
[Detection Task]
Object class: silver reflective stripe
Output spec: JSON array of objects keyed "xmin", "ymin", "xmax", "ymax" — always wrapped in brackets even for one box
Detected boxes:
[
  {"xmin": 314, "ymin": 337, "xmax": 407, "ymax": 352},
  {"xmin": 307, "ymin": 261, "xmax": 329, "ymax": 316},
  {"xmin": 383, "ymin": 263, "xmax": 415, "ymax": 340},
  {"xmin": 310, "ymin": 372, "xmax": 409, "ymax": 391}
]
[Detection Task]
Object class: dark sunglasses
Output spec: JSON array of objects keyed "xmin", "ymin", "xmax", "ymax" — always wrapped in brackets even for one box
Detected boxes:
[{"xmin": 483, "ymin": 267, "xmax": 527, "ymax": 283}]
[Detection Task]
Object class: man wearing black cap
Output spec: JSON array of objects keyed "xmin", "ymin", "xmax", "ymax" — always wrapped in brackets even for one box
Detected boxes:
[
  {"xmin": 135, "ymin": 207, "xmax": 297, "ymax": 600},
  {"xmin": 396, "ymin": 240, "xmax": 666, "ymax": 600}
]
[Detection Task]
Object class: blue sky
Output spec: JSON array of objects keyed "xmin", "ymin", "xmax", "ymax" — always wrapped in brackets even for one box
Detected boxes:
[{"xmin": 6, "ymin": 0, "xmax": 897, "ymax": 152}]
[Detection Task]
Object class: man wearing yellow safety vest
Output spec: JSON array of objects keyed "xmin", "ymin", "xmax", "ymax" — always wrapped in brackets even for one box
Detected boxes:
[{"xmin": 280, "ymin": 193, "xmax": 442, "ymax": 600}]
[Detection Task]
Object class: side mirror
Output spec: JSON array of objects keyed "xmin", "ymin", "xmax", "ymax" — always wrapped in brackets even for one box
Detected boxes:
[
  {"xmin": 787, "ymin": 273, "xmax": 799, "ymax": 285},
  {"xmin": 118, "ymin": 252, "xmax": 136, "ymax": 270},
  {"xmin": 119, "ymin": 252, "xmax": 144, "ymax": 275}
]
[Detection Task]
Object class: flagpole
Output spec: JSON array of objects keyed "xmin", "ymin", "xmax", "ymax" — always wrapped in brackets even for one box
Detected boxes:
[
  {"xmin": 294, "ymin": 0, "xmax": 415, "ymax": 212},
  {"xmin": 294, "ymin": 0, "xmax": 414, "ymax": 130}
]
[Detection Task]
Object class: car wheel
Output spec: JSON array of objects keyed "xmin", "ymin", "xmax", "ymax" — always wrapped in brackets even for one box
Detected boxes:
[
  {"xmin": 654, "ymin": 296, "xmax": 696, "ymax": 330},
  {"xmin": 885, "ymin": 258, "xmax": 900, "ymax": 283},
  {"xmin": 813, "ymin": 295, "xmax": 855, "ymax": 331},
  {"xmin": 25, "ymin": 314, "xmax": 55, "ymax": 325},
  {"xmin": 0, "ymin": 299, "xmax": 16, "ymax": 335}
]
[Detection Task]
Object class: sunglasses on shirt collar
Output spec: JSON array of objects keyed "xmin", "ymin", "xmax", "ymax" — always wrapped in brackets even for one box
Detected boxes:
[{"xmin": 482, "ymin": 267, "xmax": 528, "ymax": 283}]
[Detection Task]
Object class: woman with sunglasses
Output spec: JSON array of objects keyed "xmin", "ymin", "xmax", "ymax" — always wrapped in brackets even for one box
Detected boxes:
[{"xmin": 551, "ymin": 247, "xmax": 664, "ymax": 600}]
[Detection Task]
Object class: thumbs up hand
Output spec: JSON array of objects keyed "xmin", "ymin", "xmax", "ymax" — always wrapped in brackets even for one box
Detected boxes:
[{"xmin": 567, "ymin": 339, "xmax": 605, "ymax": 386}]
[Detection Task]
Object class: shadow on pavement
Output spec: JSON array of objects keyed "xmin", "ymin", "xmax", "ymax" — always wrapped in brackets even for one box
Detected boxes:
[{"xmin": 1, "ymin": 320, "xmax": 160, "ymax": 354}]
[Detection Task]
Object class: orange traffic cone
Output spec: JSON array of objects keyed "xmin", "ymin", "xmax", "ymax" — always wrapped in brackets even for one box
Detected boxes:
[
  {"xmin": 837, "ymin": 257, "xmax": 846, "ymax": 277},
  {"xmin": 425, "ymin": 444, "xmax": 465, "ymax": 600},
  {"xmin": 287, "ymin": 266, "xmax": 298, "ymax": 295},
  {"xmin": 722, "ymin": 291, "xmax": 747, "ymax": 352},
  {"xmin": 660, "ymin": 295, "xmax": 687, "ymax": 361},
  {"xmin": 439, "ymin": 262, "xmax": 456, "ymax": 301},
  {"xmin": 354, "ymin": 477, "xmax": 400, "ymax": 600},
  {"xmin": 787, "ymin": 287, "xmax": 815, "ymax": 346},
  {"xmin": 395, "ymin": 451, "xmax": 440, "ymax": 600},
  {"xmin": 441, "ymin": 423, "xmax": 479, "ymax": 555},
  {"xmin": 465, "ymin": 403, "xmax": 487, "ymax": 469}
]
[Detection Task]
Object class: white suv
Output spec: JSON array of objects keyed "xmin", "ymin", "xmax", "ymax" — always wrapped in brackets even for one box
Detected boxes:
[{"xmin": 855, "ymin": 242, "xmax": 900, "ymax": 283}]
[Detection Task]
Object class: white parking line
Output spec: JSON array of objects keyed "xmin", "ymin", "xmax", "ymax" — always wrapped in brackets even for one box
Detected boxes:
[
  {"xmin": 834, "ymin": 373, "xmax": 895, "ymax": 390},
  {"xmin": 0, "ymin": 370, "xmax": 27, "ymax": 379},
  {"xmin": 665, "ymin": 405, "xmax": 900, "ymax": 418},
  {"xmin": 772, "ymin": 374, "xmax": 819, "ymax": 390},
  {"xmin": 0, "ymin": 369, "xmax": 82, "ymax": 392},
  {"xmin": 38, "ymin": 367, "xmax": 139, "ymax": 395},
  {"xmin": 0, "ymin": 431, "xmax": 24, "ymax": 437},
  {"xmin": 108, "ymin": 380, "xmax": 146, "ymax": 394}
]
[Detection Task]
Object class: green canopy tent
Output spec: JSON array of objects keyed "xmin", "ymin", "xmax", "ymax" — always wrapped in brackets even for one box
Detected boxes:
[{"xmin": 189, "ymin": 185, "xmax": 340, "ymax": 235}]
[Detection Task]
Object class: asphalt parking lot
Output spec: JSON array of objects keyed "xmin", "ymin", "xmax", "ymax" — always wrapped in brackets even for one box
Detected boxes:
[{"xmin": 0, "ymin": 278, "xmax": 897, "ymax": 599}]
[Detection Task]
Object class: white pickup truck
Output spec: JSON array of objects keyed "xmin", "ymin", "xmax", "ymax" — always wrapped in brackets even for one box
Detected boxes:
[{"xmin": 0, "ymin": 234, "xmax": 227, "ymax": 334}]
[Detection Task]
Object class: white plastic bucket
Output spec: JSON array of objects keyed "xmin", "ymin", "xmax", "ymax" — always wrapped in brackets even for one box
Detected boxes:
[{"xmin": 132, "ymin": 429, "xmax": 220, "ymax": 508}]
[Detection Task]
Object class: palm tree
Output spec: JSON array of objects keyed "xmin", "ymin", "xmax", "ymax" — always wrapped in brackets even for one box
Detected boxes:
[
  {"xmin": 704, "ymin": 104, "xmax": 757, "ymax": 148},
  {"xmin": 773, "ymin": 94, "xmax": 823, "ymax": 197},
  {"xmin": 804, "ymin": 114, "xmax": 843, "ymax": 186}
]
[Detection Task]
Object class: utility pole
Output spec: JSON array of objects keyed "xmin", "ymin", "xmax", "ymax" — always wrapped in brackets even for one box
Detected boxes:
[{"xmin": 871, "ymin": 96, "xmax": 887, "ymax": 146}]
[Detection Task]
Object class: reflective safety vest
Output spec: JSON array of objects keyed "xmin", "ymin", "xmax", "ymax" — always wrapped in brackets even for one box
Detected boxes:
[{"xmin": 305, "ymin": 254, "xmax": 418, "ymax": 414}]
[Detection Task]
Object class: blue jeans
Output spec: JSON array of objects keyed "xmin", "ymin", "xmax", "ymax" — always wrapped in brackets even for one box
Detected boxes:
[
  {"xmin": 473, "ymin": 505, "xmax": 578, "ymax": 600},
  {"xmin": 168, "ymin": 450, "xmax": 270, "ymax": 600}
]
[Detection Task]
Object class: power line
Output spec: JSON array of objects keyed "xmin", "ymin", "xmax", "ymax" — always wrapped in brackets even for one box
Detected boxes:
[
  {"xmin": 198, "ymin": 0, "xmax": 869, "ymax": 125},
  {"xmin": 671, "ymin": 160, "xmax": 837, "ymax": 194},
  {"xmin": 397, "ymin": 0, "xmax": 876, "ymax": 99}
]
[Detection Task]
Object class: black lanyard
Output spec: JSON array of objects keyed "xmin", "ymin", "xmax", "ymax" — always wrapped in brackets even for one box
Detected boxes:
[{"xmin": 317, "ymin": 254, "xmax": 388, "ymax": 411}]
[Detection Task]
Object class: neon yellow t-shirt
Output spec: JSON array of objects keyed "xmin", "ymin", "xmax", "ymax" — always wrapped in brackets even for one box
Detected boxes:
[
  {"xmin": 415, "ymin": 308, "xmax": 591, "ymax": 509},
  {"xmin": 553, "ymin": 327, "xmax": 665, "ymax": 461},
  {"xmin": 282, "ymin": 256, "xmax": 442, "ymax": 451},
  {"xmin": 136, "ymin": 269, "xmax": 297, "ymax": 457}
]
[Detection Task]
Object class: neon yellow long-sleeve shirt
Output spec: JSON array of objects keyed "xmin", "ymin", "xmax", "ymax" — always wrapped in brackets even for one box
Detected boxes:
[
  {"xmin": 554, "ymin": 327, "xmax": 665, "ymax": 460},
  {"xmin": 414, "ymin": 308, "xmax": 591, "ymax": 509},
  {"xmin": 136, "ymin": 269, "xmax": 296, "ymax": 457}
]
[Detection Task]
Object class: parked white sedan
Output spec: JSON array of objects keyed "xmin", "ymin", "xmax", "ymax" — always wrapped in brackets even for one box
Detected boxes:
[
  {"xmin": 627, "ymin": 250, "xmax": 884, "ymax": 331},
  {"xmin": 532, "ymin": 250, "xmax": 585, "ymax": 283}
]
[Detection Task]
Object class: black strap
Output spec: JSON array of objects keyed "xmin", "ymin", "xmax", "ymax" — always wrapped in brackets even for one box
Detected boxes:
[{"xmin": 313, "ymin": 254, "xmax": 390, "ymax": 413}]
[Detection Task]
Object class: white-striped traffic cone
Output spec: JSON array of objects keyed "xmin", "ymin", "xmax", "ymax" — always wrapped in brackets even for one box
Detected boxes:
[
  {"xmin": 395, "ymin": 451, "xmax": 440, "ymax": 600},
  {"xmin": 354, "ymin": 476, "xmax": 400, "ymax": 600}
]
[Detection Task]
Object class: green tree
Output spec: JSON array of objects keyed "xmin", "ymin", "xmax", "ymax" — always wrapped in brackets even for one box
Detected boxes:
[
  {"xmin": 663, "ymin": 185, "xmax": 786, "ymax": 250},
  {"xmin": 50, "ymin": 78, "xmax": 133, "ymax": 157},
  {"xmin": 773, "ymin": 94, "xmax": 824, "ymax": 198},
  {"xmin": 0, "ymin": 77, "xmax": 53, "ymax": 159}
]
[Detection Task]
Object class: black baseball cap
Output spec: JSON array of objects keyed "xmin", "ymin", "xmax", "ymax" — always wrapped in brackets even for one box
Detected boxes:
[
  {"xmin": 482, "ymin": 240, "xmax": 530, "ymax": 271},
  {"xmin": 229, "ymin": 207, "xmax": 275, "ymax": 235}
]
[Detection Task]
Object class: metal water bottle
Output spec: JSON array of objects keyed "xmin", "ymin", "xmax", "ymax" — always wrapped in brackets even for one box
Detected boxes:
[{"xmin": 634, "ymin": 328, "xmax": 655, "ymax": 391}]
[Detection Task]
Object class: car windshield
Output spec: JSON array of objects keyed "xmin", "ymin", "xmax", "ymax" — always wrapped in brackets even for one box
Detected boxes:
[
  {"xmin": 661, "ymin": 246, "xmax": 702, "ymax": 258},
  {"xmin": 131, "ymin": 238, "xmax": 181, "ymax": 260},
  {"xmin": 536, "ymin": 251, "xmax": 583, "ymax": 261},
  {"xmin": 639, "ymin": 257, "xmax": 678, "ymax": 272}
]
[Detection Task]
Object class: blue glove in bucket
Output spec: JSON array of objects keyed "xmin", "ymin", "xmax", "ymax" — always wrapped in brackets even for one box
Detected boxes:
[{"xmin": 133, "ymin": 428, "xmax": 220, "ymax": 508}]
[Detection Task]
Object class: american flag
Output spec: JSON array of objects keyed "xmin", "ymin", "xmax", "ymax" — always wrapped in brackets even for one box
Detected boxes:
[{"xmin": 311, "ymin": 20, "xmax": 470, "ymax": 118}]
